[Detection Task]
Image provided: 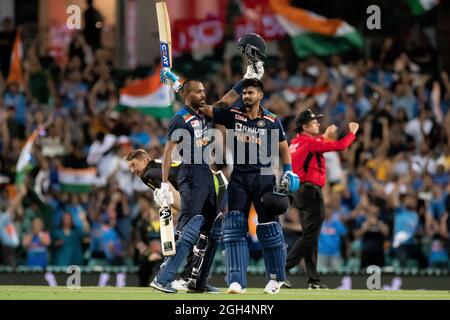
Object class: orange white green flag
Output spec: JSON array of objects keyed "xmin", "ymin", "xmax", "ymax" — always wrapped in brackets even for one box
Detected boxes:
[
  {"xmin": 269, "ymin": 0, "xmax": 363, "ymax": 58},
  {"xmin": 57, "ymin": 167, "xmax": 97, "ymax": 193},
  {"xmin": 117, "ymin": 69, "xmax": 174, "ymax": 119},
  {"xmin": 15, "ymin": 130, "xmax": 39, "ymax": 186}
]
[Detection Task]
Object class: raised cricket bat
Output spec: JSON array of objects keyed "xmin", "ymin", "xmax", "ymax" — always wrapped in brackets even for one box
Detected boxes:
[
  {"xmin": 156, "ymin": 2, "xmax": 172, "ymax": 70},
  {"xmin": 156, "ymin": 2, "xmax": 176, "ymax": 256},
  {"xmin": 159, "ymin": 197, "xmax": 176, "ymax": 256}
]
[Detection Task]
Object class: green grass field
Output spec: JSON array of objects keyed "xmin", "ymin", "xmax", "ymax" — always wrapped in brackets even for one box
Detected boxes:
[{"xmin": 0, "ymin": 286, "xmax": 449, "ymax": 300}]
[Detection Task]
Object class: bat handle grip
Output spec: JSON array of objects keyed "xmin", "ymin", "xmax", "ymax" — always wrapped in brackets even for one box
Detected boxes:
[{"xmin": 172, "ymin": 81, "xmax": 183, "ymax": 93}]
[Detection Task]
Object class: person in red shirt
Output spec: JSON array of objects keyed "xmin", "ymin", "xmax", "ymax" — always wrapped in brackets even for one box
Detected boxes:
[{"xmin": 285, "ymin": 109, "xmax": 359, "ymax": 289}]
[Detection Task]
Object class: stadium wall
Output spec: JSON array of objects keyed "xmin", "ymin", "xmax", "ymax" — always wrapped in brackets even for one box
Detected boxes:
[{"xmin": 0, "ymin": 271, "xmax": 449, "ymax": 290}]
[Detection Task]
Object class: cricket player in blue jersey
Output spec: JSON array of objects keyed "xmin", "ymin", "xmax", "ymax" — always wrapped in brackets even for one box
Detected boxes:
[
  {"xmin": 153, "ymin": 50, "xmax": 265, "ymax": 293},
  {"xmin": 199, "ymin": 78, "xmax": 299, "ymax": 294},
  {"xmin": 149, "ymin": 79, "xmax": 219, "ymax": 293}
]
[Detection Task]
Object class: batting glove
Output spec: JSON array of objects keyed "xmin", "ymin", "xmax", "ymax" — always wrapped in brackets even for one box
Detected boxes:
[
  {"xmin": 280, "ymin": 164, "xmax": 300, "ymax": 193},
  {"xmin": 244, "ymin": 61, "xmax": 264, "ymax": 80},
  {"xmin": 155, "ymin": 182, "xmax": 174, "ymax": 207},
  {"xmin": 160, "ymin": 69, "xmax": 183, "ymax": 93}
]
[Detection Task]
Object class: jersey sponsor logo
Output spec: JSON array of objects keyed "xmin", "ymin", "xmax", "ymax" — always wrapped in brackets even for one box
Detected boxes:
[
  {"xmin": 235, "ymin": 123, "xmax": 266, "ymax": 135},
  {"xmin": 322, "ymin": 227, "xmax": 338, "ymax": 235},
  {"xmin": 191, "ymin": 120, "xmax": 200, "ymax": 127},
  {"xmin": 195, "ymin": 137, "xmax": 210, "ymax": 147},
  {"xmin": 160, "ymin": 43, "xmax": 171, "ymax": 68},
  {"xmin": 235, "ymin": 131, "xmax": 262, "ymax": 145},
  {"xmin": 194, "ymin": 129, "xmax": 203, "ymax": 138},
  {"xmin": 235, "ymin": 114, "xmax": 247, "ymax": 122},
  {"xmin": 195, "ymin": 127, "xmax": 210, "ymax": 147}
]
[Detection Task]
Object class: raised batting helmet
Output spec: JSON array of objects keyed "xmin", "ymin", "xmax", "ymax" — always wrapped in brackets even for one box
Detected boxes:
[
  {"xmin": 261, "ymin": 191, "xmax": 290, "ymax": 216},
  {"xmin": 238, "ymin": 33, "xmax": 267, "ymax": 63}
]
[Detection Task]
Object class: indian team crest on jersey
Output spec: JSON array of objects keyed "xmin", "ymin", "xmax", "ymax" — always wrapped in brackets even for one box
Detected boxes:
[{"xmin": 257, "ymin": 120, "xmax": 265, "ymax": 128}]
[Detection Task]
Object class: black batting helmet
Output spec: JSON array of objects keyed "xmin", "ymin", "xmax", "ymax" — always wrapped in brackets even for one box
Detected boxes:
[
  {"xmin": 261, "ymin": 191, "xmax": 290, "ymax": 216},
  {"xmin": 238, "ymin": 33, "xmax": 267, "ymax": 62}
]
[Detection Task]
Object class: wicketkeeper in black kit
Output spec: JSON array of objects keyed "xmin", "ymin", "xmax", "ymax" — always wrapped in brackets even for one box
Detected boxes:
[{"xmin": 126, "ymin": 150, "xmax": 227, "ymax": 292}]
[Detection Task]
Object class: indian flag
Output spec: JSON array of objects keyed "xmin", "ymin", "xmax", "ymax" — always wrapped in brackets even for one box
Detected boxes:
[
  {"xmin": 58, "ymin": 167, "xmax": 97, "ymax": 193},
  {"xmin": 407, "ymin": 0, "xmax": 440, "ymax": 15},
  {"xmin": 269, "ymin": 0, "xmax": 363, "ymax": 58},
  {"xmin": 283, "ymin": 85, "xmax": 329, "ymax": 107},
  {"xmin": 15, "ymin": 130, "xmax": 39, "ymax": 186},
  {"xmin": 117, "ymin": 69, "xmax": 174, "ymax": 119}
]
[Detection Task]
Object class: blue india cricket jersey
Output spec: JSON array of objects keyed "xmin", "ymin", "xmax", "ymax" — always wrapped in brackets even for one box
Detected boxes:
[
  {"xmin": 213, "ymin": 105, "xmax": 286, "ymax": 172},
  {"xmin": 168, "ymin": 106, "xmax": 211, "ymax": 167}
]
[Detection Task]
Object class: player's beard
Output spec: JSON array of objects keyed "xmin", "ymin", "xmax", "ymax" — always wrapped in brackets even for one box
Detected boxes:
[
  {"xmin": 191, "ymin": 99, "xmax": 206, "ymax": 110},
  {"xmin": 243, "ymin": 99, "xmax": 256, "ymax": 110}
]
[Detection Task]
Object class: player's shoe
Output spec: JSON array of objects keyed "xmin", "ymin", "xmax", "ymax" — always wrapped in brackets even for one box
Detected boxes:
[
  {"xmin": 263, "ymin": 280, "xmax": 283, "ymax": 294},
  {"xmin": 204, "ymin": 283, "xmax": 221, "ymax": 294},
  {"xmin": 171, "ymin": 279, "xmax": 188, "ymax": 291},
  {"xmin": 281, "ymin": 279, "xmax": 293, "ymax": 289},
  {"xmin": 150, "ymin": 278, "xmax": 177, "ymax": 293},
  {"xmin": 226, "ymin": 282, "xmax": 246, "ymax": 294},
  {"xmin": 186, "ymin": 280, "xmax": 221, "ymax": 294},
  {"xmin": 308, "ymin": 282, "xmax": 329, "ymax": 290}
]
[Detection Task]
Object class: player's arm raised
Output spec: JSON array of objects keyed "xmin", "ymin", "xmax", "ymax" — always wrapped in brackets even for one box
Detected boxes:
[
  {"xmin": 304, "ymin": 122, "xmax": 359, "ymax": 153},
  {"xmin": 198, "ymin": 62, "xmax": 265, "ymax": 118},
  {"xmin": 160, "ymin": 62, "xmax": 264, "ymax": 119},
  {"xmin": 208, "ymin": 61, "xmax": 265, "ymax": 113}
]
